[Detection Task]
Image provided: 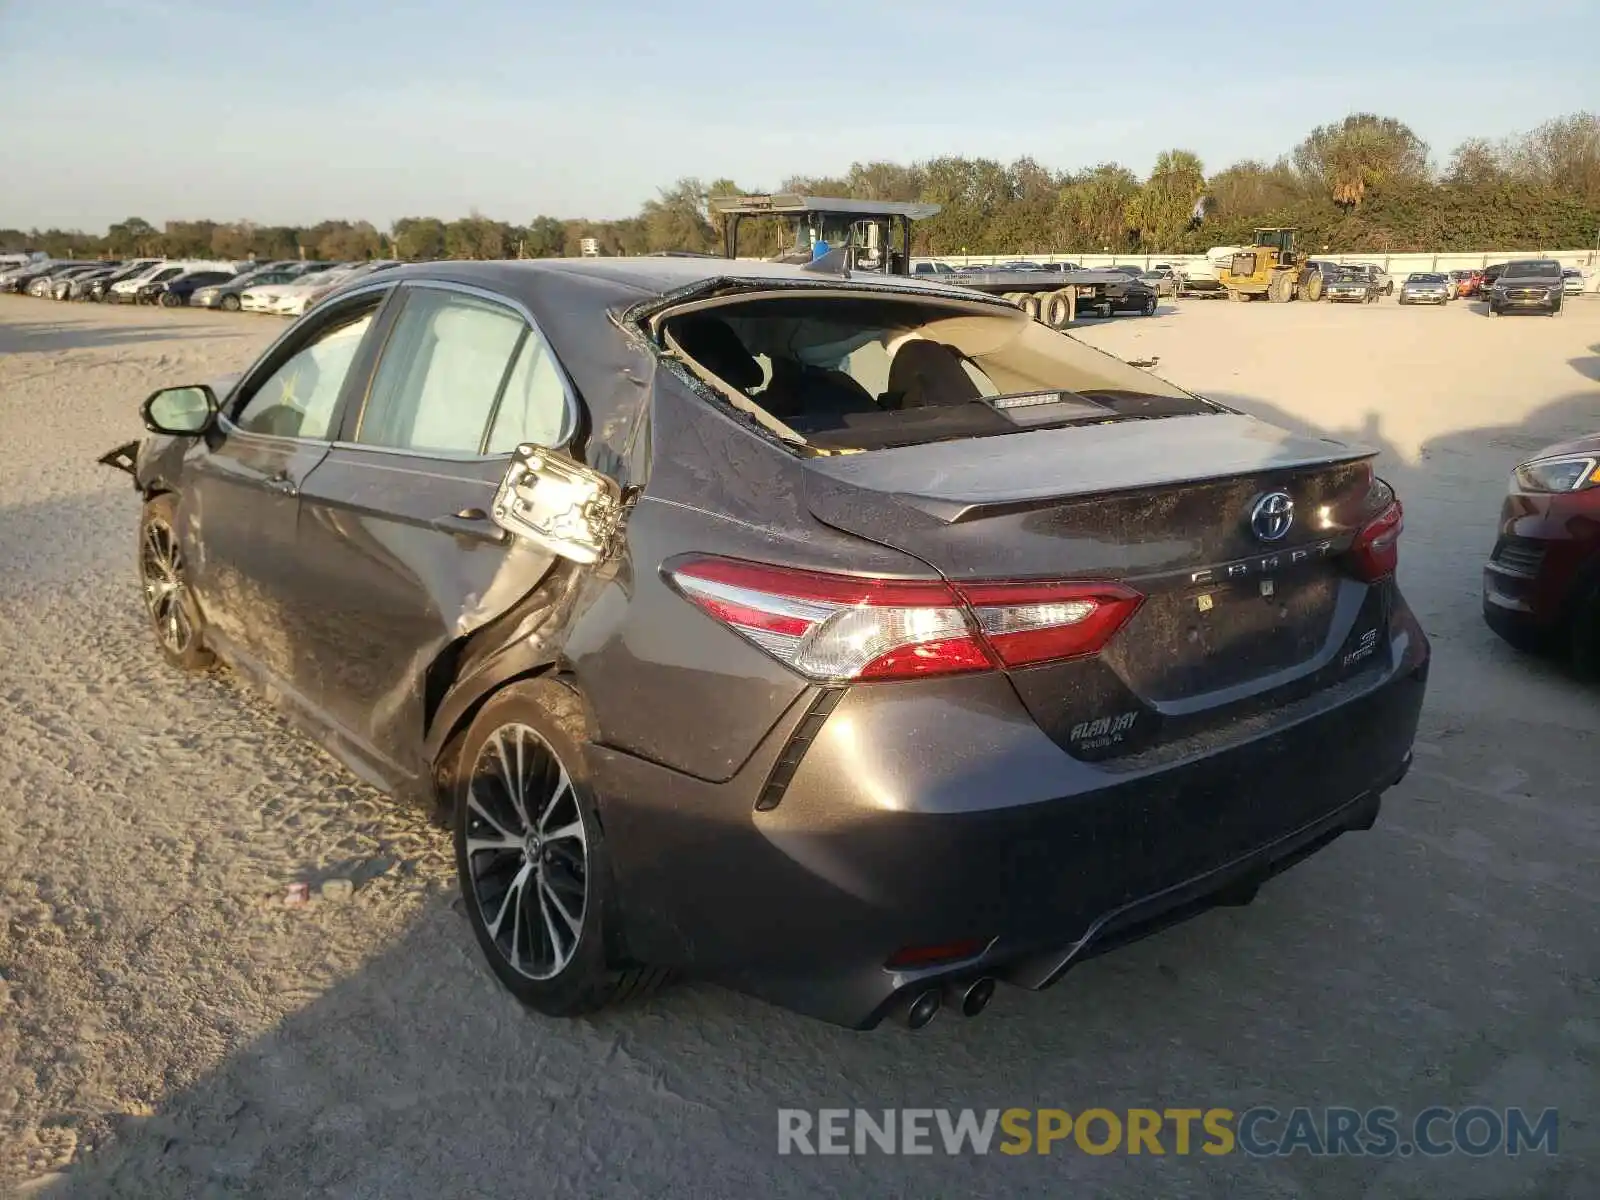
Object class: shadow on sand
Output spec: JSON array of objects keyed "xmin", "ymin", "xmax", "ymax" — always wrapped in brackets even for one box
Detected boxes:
[{"xmin": 0, "ymin": 306, "xmax": 259, "ymax": 356}]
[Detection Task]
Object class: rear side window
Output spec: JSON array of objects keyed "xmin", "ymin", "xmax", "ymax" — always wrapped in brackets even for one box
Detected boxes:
[
  {"xmin": 486, "ymin": 329, "xmax": 572, "ymax": 452},
  {"xmin": 357, "ymin": 288, "xmax": 526, "ymax": 455}
]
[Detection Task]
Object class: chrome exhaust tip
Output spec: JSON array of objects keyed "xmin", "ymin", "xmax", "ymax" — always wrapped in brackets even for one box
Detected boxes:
[
  {"xmin": 905, "ymin": 988, "xmax": 942, "ymax": 1030},
  {"xmin": 958, "ymin": 977, "xmax": 996, "ymax": 1018}
]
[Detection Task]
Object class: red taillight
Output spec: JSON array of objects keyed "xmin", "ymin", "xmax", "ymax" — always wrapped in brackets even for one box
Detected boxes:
[
  {"xmin": 957, "ymin": 580, "xmax": 1144, "ymax": 668},
  {"xmin": 1347, "ymin": 499, "xmax": 1403, "ymax": 581},
  {"xmin": 666, "ymin": 556, "xmax": 1142, "ymax": 683}
]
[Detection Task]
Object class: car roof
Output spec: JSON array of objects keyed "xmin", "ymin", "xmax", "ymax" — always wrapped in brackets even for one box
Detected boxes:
[{"xmin": 373, "ymin": 256, "xmax": 992, "ymax": 311}]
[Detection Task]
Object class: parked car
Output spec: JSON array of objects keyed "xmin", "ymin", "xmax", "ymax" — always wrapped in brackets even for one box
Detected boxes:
[
  {"xmin": 1041, "ymin": 262, "xmax": 1082, "ymax": 272},
  {"xmin": 52, "ymin": 265, "xmax": 117, "ymax": 300},
  {"xmin": 1486, "ymin": 259, "xmax": 1565, "ymax": 316},
  {"xmin": 11, "ymin": 261, "xmax": 93, "ymax": 294},
  {"xmin": 155, "ymin": 269, "xmax": 240, "ymax": 307},
  {"xmin": 1478, "ymin": 263, "xmax": 1509, "ymax": 298},
  {"xmin": 192, "ymin": 267, "xmax": 301, "ymax": 311},
  {"xmin": 1397, "ymin": 273, "xmax": 1450, "ymax": 306},
  {"xmin": 298, "ymin": 260, "xmax": 401, "ymax": 314},
  {"xmin": 1322, "ymin": 267, "xmax": 1381, "ymax": 304},
  {"xmin": 1482, "ymin": 432, "xmax": 1599, "ymax": 674},
  {"xmin": 1347, "ymin": 264, "xmax": 1393, "ymax": 296},
  {"xmin": 1449, "ymin": 269, "xmax": 1482, "ymax": 298},
  {"xmin": 100, "ymin": 259, "xmax": 1428, "ymax": 1030},
  {"xmin": 1139, "ymin": 267, "xmax": 1179, "ymax": 298},
  {"xmin": 238, "ymin": 272, "xmax": 330, "ymax": 314},
  {"xmin": 29, "ymin": 264, "xmax": 102, "ymax": 297},
  {"xmin": 83, "ymin": 260, "xmax": 164, "ymax": 302},
  {"xmin": 1561, "ymin": 268, "xmax": 1585, "ymax": 296},
  {"xmin": 109, "ymin": 263, "xmax": 185, "ymax": 303},
  {"xmin": 911, "ymin": 260, "xmax": 958, "ymax": 277}
]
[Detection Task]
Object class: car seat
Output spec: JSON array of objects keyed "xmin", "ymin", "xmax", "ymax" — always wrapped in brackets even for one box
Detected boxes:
[{"xmin": 883, "ymin": 339, "xmax": 983, "ymax": 409}]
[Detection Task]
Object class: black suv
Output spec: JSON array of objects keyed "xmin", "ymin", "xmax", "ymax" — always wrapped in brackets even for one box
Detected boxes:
[{"xmin": 1486, "ymin": 260, "xmax": 1565, "ymax": 316}]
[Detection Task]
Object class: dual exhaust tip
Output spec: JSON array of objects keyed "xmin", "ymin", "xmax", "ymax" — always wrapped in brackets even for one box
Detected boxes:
[{"xmin": 904, "ymin": 976, "xmax": 997, "ymax": 1030}]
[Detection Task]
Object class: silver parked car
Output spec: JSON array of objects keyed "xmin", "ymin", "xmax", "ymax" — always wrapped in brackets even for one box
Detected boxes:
[{"xmin": 1398, "ymin": 273, "xmax": 1450, "ymax": 306}]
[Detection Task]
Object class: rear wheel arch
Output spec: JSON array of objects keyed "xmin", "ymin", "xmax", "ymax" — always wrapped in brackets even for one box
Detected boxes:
[{"xmin": 427, "ymin": 660, "xmax": 579, "ymax": 808}]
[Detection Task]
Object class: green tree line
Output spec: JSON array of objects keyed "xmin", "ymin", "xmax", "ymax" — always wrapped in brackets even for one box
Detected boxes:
[{"xmin": 5, "ymin": 111, "xmax": 1597, "ymax": 262}]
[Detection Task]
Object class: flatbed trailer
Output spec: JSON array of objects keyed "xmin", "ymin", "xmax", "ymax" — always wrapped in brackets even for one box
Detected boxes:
[{"xmin": 945, "ymin": 268, "xmax": 1158, "ymax": 325}]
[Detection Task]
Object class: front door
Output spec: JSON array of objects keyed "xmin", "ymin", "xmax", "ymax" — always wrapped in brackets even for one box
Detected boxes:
[
  {"xmin": 182, "ymin": 293, "xmax": 389, "ymax": 688},
  {"xmin": 292, "ymin": 281, "xmax": 581, "ymax": 772}
]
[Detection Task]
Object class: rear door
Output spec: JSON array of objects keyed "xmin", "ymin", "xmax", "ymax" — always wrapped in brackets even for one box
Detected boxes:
[
  {"xmin": 291, "ymin": 280, "xmax": 581, "ymax": 771},
  {"xmin": 181, "ymin": 289, "xmax": 392, "ymax": 686}
]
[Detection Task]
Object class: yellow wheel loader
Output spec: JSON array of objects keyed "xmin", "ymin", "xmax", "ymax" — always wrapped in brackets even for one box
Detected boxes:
[{"xmin": 1218, "ymin": 228, "xmax": 1324, "ymax": 303}]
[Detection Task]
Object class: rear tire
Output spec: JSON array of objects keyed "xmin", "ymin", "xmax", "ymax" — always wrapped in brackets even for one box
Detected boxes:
[
  {"xmin": 1043, "ymin": 291, "xmax": 1073, "ymax": 328},
  {"xmin": 1267, "ymin": 273, "xmax": 1293, "ymax": 303},
  {"xmin": 452, "ymin": 678, "xmax": 669, "ymax": 1017},
  {"xmin": 138, "ymin": 494, "xmax": 214, "ymax": 673},
  {"xmin": 1020, "ymin": 294, "xmax": 1041, "ymax": 321}
]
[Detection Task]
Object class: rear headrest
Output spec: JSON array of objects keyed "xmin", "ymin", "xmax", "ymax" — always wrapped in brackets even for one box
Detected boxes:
[
  {"xmin": 673, "ymin": 316, "xmax": 763, "ymax": 392},
  {"xmin": 885, "ymin": 339, "xmax": 982, "ymax": 409}
]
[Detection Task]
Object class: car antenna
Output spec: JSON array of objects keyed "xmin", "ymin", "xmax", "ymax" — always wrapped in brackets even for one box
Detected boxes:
[{"xmin": 801, "ymin": 245, "xmax": 851, "ymax": 277}]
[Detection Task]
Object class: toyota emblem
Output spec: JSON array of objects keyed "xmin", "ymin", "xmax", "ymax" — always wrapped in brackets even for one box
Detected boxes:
[{"xmin": 1250, "ymin": 492, "xmax": 1295, "ymax": 542}]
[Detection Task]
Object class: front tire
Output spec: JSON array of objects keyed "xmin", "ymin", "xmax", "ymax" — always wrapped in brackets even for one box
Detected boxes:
[
  {"xmin": 1141, "ymin": 294, "xmax": 1157, "ymax": 316},
  {"xmin": 139, "ymin": 495, "xmax": 214, "ymax": 672},
  {"xmin": 220, "ymin": 293, "xmax": 241, "ymax": 312},
  {"xmin": 453, "ymin": 679, "xmax": 668, "ymax": 1017}
]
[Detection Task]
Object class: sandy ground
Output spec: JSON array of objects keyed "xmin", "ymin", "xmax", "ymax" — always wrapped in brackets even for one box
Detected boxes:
[{"xmin": 1, "ymin": 292, "xmax": 1597, "ymax": 1198}]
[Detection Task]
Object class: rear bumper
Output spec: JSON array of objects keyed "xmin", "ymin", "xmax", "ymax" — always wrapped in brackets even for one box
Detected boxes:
[{"xmin": 592, "ymin": 609, "xmax": 1430, "ymax": 1028}]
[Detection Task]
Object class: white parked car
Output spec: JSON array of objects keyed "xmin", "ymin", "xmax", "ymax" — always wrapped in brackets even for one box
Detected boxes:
[
  {"xmin": 1561, "ymin": 268, "xmax": 1586, "ymax": 296},
  {"xmin": 256, "ymin": 267, "xmax": 361, "ymax": 316},
  {"xmin": 240, "ymin": 266, "xmax": 352, "ymax": 314}
]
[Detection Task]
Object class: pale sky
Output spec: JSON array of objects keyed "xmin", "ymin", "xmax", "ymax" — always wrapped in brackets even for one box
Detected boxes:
[{"xmin": 3, "ymin": 0, "xmax": 1597, "ymax": 231}]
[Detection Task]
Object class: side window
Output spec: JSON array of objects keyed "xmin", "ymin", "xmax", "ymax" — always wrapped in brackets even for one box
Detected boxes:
[
  {"xmin": 485, "ymin": 326, "xmax": 572, "ymax": 452},
  {"xmin": 356, "ymin": 289, "xmax": 525, "ymax": 455},
  {"xmin": 233, "ymin": 307, "xmax": 376, "ymax": 440}
]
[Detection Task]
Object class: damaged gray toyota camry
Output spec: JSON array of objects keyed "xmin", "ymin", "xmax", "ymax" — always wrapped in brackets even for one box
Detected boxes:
[{"xmin": 100, "ymin": 257, "xmax": 1429, "ymax": 1030}]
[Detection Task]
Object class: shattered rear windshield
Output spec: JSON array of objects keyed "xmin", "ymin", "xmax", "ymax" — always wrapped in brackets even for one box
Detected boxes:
[{"xmin": 663, "ymin": 293, "xmax": 1219, "ymax": 453}]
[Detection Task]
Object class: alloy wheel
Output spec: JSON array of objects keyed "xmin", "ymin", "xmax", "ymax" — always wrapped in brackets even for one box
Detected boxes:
[
  {"xmin": 140, "ymin": 519, "xmax": 195, "ymax": 654},
  {"xmin": 463, "ymin": 724, "xmax": 589, "ymax": 981}
]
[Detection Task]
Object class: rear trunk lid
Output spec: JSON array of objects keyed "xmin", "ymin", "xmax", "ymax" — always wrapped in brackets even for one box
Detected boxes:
[{"xmin": 803, "ymin": 412, "xmax": 1386, "ymax": 758}]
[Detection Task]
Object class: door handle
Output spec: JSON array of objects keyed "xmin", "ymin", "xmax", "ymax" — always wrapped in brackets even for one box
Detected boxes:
[{"xmin": 431, "ymin": 509, "xmax": 506, "ymax": 543}]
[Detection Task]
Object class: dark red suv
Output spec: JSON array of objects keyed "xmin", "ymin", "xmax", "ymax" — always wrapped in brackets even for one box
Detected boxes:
[{"xmin": 1483, "ymin": 431, "xmax": 1600, "ymax": 672}]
